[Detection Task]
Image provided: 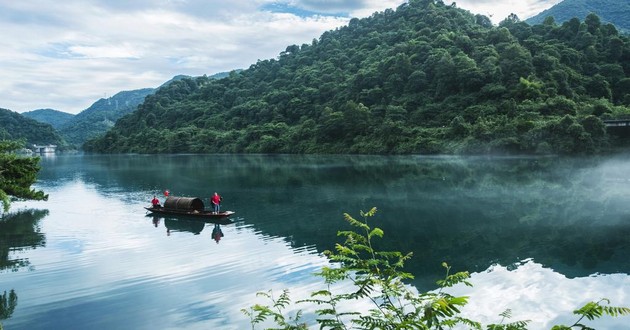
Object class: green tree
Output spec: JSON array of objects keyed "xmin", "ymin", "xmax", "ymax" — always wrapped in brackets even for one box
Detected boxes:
[
  {"xmin": 244, "ymin": 208, "xmax": 630, "ymax": 329},
  {"xmin": 244, "ymin": 208, "xmax": 478, "ymax": 329},
  {"xmin": 0, "ymin": 140, "xmax": 48, "ymax": 212}
]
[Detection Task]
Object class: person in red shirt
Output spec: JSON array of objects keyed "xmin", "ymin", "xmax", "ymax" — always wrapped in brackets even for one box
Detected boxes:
[
  {"xmin": 151, "ymin": 195, "xmax": 161, "ymax": 208},
  {"xmin": 210, "ymin": 192, "xmax": 222, "ymax": 214}
]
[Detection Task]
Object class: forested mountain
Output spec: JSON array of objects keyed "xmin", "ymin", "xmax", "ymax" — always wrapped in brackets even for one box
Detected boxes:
[
  {"xmin": 527, "ymin": 0, "xmax": 630, "ymax": 33},
  {"xmin": 59, "ymin": 88, "xmax": 155, "ymax": 146},
  {"xmin": 84, "ymin": 0, "xmax": 630, "ymax": 155},
  {"xmin": 22, "ymin": 108, "xmax": 75, "ymax": 130},
  {"xmin": 0, "ymin": 108, "xmax": 65, "ymax": 147}
]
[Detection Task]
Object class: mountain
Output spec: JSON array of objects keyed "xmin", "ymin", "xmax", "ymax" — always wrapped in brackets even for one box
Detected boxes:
[
  {"xmin": 526, "ymin": 0, "xmax": 630, "ymax": 33},
  {"xmin": 56, "ymin": 73, "xmax": 231, "ymax": 147},
  {"xmin": 0, "ymin": 108, "xmax": 66, "ymax": 147},
  {"xmin": 22, "ymin": 108, "xmax": 75, "ymax": 130},
  {"xmin": 58, "ymin": 88, "xmax": 155, "ymax": 146},
  {"xmin": 84, "ymin": 0, "xmax": 630, "ymax": 155}
]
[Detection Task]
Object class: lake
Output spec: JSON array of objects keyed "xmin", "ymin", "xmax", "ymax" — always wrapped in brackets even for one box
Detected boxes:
[{"xmin": 1, "ymin": 154, "xmax": 630, "ymax": 329}]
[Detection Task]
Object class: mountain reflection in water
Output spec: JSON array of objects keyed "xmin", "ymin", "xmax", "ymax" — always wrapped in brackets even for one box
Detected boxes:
[{"xmin": 1, "ymin": 154, "xmax": 628, "ymax": 329}]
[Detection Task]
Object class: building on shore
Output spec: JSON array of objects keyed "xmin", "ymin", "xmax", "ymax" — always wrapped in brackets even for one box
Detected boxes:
[{"xmin": 32, "ymin": 145, "xmax": 57, "ymax": 153}]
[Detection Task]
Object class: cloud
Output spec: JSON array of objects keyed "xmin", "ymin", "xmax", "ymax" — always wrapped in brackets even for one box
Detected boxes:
[
  {"xmin": 1, "ymin": 1, "xmax": 362, "ymax": 114},
  {"xmin": 1, "ymin": 0, "xmax": 559, "ymax": 114},
  {"xmin": 456, "ymin": 0, "xmax": 562, "ymax": 23},
  {"xmin": 448, "ymin": 260, "xmax": 630, "ymax": 329}
]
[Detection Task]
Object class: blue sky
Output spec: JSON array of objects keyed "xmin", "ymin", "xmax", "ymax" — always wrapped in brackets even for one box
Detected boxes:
[{"xmin": 1, "ymin": 0, "xmax": 561, "ymax": 114}]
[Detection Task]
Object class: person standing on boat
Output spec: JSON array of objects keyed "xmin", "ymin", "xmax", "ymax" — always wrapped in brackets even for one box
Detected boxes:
[{"xmin": 210, "ymin": 192, "xmax": 222, "ymax": 214}]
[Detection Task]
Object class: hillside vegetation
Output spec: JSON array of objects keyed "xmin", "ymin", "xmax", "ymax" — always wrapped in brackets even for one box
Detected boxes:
[
  {"xmin": 85, "ymin": 0, "xmax": 630, "ymax": 155},
  {"xmin": 0, "ymin": 108, "xmax": 65, "ymax": 147},
  {"xmin": 527, "ymin": 0, "xmax": 630, "ymax": 34}
]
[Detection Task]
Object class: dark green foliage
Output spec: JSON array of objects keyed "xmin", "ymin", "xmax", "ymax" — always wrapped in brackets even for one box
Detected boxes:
[
  {"xmin": 526, "ymin": 0, "xmax": 630, "ymax": 34},
  {"xmin": 0, "ymin": 140, "xmax": 48, "ymax": 212},
  {"xmin": 85, "ymin": 0, "xmax": 630, "ymax": 155},
  {"xmin": 0, "ymin": 109, "xmax": 65, "ymax": 148}
]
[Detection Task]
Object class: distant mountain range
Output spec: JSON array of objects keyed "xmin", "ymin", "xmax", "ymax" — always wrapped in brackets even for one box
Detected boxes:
[
  {"xmin": 58, "ymin": 88, "xmax": 156, "ymax": 146},
  {"xmin": 6, "ymin": 73, "xmax": 231, "ymax": 149},
  {"xmin": 22, "ymin": 108, "xmax": 75, "ymax": 130},
  {"xmin": 526, "ymin": 0, "xmax": 630, "ymax": 33}
]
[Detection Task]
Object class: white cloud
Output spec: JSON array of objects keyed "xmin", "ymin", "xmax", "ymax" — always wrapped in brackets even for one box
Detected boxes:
[
  {"xmin": 1, "ymin": 0, "xmax": 559, "ymax": 114},
  {"xmin": 447, "ymin": 260, "xmax": 630, "ymax": 329},
  {"xmin": 455, "ymin": 0, "xmax": 563, "ymax": 23}
]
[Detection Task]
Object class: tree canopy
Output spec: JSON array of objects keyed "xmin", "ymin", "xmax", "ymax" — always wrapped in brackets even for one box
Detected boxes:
[
  {"xmin": 84, "ymin": 0, "xmax": 630, "ymax": 155},
  {"xmin": 0, "ymin": 140, "xmax": 48, "ymax": 212},
  {"xmin": 526, "ymin": 0, "xmax": 630, "ymax": 34},
  {"xmin": 0, "ymin": 109, "xmax": 65, "ymax": 148}
]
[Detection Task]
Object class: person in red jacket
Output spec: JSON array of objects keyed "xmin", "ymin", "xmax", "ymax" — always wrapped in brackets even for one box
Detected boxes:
[
  {"xmin": 210, "ymin": 192, "xmax": 222, "ymax": 214},
  {"xmin": 151, "ymin": 195, "xmax": 161, "ymax": 208}
]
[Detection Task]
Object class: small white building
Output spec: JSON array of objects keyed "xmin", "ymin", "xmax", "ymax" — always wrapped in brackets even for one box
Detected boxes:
[{"xmin": 32, "ymin": 145, "xmax": 57, "ymax": 153}]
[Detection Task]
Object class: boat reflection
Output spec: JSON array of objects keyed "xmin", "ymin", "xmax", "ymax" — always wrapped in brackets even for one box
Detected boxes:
[
  {"xmin": 166, "ymin": 218, "xmax": 205, "ymax": 236},
  {"xmin": 146, "ymin": 214, "xmax": 233, "ymax": 238}
]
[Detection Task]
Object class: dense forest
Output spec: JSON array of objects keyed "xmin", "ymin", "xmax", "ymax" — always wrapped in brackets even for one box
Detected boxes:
[
  {"xmin": 84, "ymin": 0, "xmax": 630, "ymax": 155},
  {"xmin": 527, "ymin": 0, "xmax": 630, "ymax": 33},
  {"xmin": 0, "ymin": 108, "xmax": 66, "ymax": 147}
]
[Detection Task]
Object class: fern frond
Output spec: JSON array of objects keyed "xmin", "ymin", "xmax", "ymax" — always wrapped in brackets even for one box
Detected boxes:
[{"xmin": 360, "ymin": 207, "xmax": 378, "ymax": 217}]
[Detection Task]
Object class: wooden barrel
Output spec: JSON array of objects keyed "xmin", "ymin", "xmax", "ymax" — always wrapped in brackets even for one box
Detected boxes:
[{"xmin": 163, "ymin": 196, "xmax": 205, "ymax": 212}]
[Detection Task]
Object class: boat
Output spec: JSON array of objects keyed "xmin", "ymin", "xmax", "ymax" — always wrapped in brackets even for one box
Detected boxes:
[{"xmin": 144, "ymin": 196, "xmax": 235, "ymax": 219}]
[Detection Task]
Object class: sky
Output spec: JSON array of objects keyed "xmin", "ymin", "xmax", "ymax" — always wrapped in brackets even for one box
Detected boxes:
[{"xmin": 1, "ymin": 0, "xmax": 562, "ymax": 115}]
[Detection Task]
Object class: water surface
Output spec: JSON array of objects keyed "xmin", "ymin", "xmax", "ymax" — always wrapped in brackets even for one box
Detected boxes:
[{"xmin": 2, "ymin": 154, "xmax": 629, "ymax": 329}]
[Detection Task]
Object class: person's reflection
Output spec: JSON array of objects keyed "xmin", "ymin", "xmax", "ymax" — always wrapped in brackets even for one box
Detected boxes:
[
  {"xmin": 152, "ymin": 215, "xmax": 161, "ymax": 228},
  {"xmin": 212, "ymin": 224, "xmax": 224, "ymax": 244}
]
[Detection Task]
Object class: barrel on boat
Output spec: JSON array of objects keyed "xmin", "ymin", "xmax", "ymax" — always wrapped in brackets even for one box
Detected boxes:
[{"xmin": 163, "ymin": 196, "xmax": 205, "ymax": 212}]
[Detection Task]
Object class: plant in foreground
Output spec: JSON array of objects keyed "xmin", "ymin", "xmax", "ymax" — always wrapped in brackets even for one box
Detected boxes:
[{"xmin": 243, "ymin": 208, "xmax": 629, "ymax": 329}]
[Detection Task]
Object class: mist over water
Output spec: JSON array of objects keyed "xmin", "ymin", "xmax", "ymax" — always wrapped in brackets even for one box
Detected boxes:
[{"xmin": 2, "ymin": 154, "xmax": 629, "ymax": 329}]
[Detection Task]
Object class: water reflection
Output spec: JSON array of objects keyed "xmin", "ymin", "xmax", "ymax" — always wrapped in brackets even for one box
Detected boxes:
[
  {"xmin": 35, "ymin": 154, "xmax": 630, "ymax": 288},
  {"xmin": 211, "ymin": 224, "xmax": 224, "ymax": 244},
  {"xmin": 147, "ymin": 215, "xmax": 233, "ymax": 241},
  {"xmin": 165, "ymin": 218, "xmax": 206, "ymax": 236},
  {"xmin": 0, "ymin": 289, "xmax": 18, "ymax": 325},
  {"xmin": 3, "ymin": 154, "xmax": 626, "ymax": 329},
  {"xmin": 0, "ymin": 209, "xmax": 48, "ymax": 272}
]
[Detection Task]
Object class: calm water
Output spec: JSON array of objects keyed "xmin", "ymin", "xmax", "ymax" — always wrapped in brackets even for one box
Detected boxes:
[{"xmin": 1, "ymin": 154, "xmax": 630, "ymax": 329}]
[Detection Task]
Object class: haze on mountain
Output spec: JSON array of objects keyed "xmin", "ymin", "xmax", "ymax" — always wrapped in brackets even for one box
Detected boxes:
[
  {"xmin": 22, "ymin": 109, "xmax": 75, "ymax": 130},
  {"xmin": 526, "ymin": 0, "xmax": 630, "ymax": 33},
  {"xmin": 83, "ymin": 0, "xmax": 630, "ymax": 156},
  {"xmin": 57, "ymin": 88, "xmax": 156, "ymax": 147}
]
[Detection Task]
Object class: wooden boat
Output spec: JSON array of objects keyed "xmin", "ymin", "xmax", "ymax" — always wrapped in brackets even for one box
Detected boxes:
[
  {"xmin": 144, "ymin": 206, "xmax": 235, "ymax": 219},
  {"xmin": 145, "ymin": 196, "xmax": 235, "ymax": 219}
]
